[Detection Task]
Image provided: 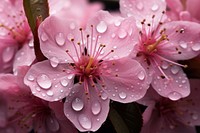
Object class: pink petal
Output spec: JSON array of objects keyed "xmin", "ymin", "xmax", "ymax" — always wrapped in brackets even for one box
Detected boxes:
[
  {"xmin": 157, "ymin": 21, "xmax": 200, "ymax": 60},
  {"xmin": 24, "ymin": 60, "xmax": 75, "ymax": 101},
  {"xmin": 86, "ymin": 11, "xmax": 137, "ymax": 60},
  {"xmin": 175, "ymin": 79, "xmax": 200, "ymax": 126},
  {"xmin": 120, "ymin": 0, "xmax": 167, "ymax": 28},
  {"xmin": 13, "ymin": 40, "xmax": 35, "ymax": 74},
  {"xmin": 101, "ymin": 57, "xmax": 150, "ymax": 103},
  {"xmin": 64, "ymin": 84, "xmax": 110, "ymax": 132},
  {"xmin": 151, "ymin": 62, "xmax": 190, "ymax": 100},
  {"xmin": 38, "ymin": 15, "xmax": 81, "ymax": 63},
  {"xmin": 166, "ymin": 0, "xmax": 183, "ymax": 14},
  {"xmin": 186, "ymin": 0, "xmax": 200, "ymax": 21}
]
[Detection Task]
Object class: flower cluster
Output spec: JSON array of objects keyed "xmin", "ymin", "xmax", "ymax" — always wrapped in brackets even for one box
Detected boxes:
[{"xmin": 0, "ymin": 0, "xmax": 200, "ymax": 133}]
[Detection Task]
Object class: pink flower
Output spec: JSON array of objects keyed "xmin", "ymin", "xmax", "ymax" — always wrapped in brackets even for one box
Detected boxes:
[
  {"xmin": 139, "ymin": 79, "xmax": 200, "ymax": 133},
  {"xmin": 0, "ymin": 0, "xmax": 31, "ymax": 73},
  {"xmin": 24, "ymin": 11, "xmax": 150, "ymax": 131},
  {"xmin": 166, "ymin": 0, "xmax": 200, "ymax": 21},
  {"xmin": 120, "ymin": 0, "xmax": 200, "ymax": 100},
  {"xmin": 0, "ymin": 67, "xmax": 77, "ymax": 133}
]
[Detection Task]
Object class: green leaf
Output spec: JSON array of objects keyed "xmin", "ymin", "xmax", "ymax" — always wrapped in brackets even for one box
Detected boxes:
[
  {"xmin": 109, "ymin": 102, "xmax": 143, "ymax": 133},
  {"xmin": 23, "ymin": 0, "xmax": 49, "ymax": 61}
]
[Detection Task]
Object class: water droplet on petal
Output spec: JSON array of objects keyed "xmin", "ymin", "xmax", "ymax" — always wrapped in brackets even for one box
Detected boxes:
[
  {"xmin": 47, "ymin": 90, "xmax": 54, "ymax": 96},
  {"xmin": 168, "ymin": 92, "xmax": 182, "ymax": 101},
  {"xmin": 136, "ymin": 2, "xmax": 144, "ymax": 10},
  {"xmin": 191, "ymin": 43, "xmax": 200, "ymax": 51},
  {"xmin": 36, "ymin": 74, "xmax": 52, "ymax": 89},
  {"xmin": 179, "ymin": 41, "xmax": 187, "ymax": 49},
  {"xmin": 50, "ymin": 57, "xmax": 59, "ymax": 68},
  {"xmin": 151, "ymin": 3, "xmax": 159, "ymax": 11},
  {"xmin": 96, "ymin": 21, "xmax": 107, "ymax": 33},
  {"xmin": 78, "ymin": 114, "xmax": 92, "ymax": 130},
  {"xmin": 55, "ymin": 33, "xmax": 65, "ymax": 46},
  {"xmin": 91, "ymin": 102, "xmax": 101, "ymax": 115},
  {"xmin": 118, "ymin": 29, "xmax": 127, "ymax": 39},
  {"xmin": 171, "ymin": 66, "xmax": 179, "ymax": 74},
  {"xmin": 72, "ymin": 98, "xmax": 84, "ymax": 111},
  {"xmin": 67, "ymin": 74, "xmax": 73, "ymax": 79},
  {"xmin": 69, "ymin": 22, "xmax": 76, "ymax": 30},
  {"xmin": 46, "ymin": 117, "xmax": 60, "ymax": 132},
  {"xmin": 2, "ymin": 47, "xmax": 15, "ymax": 62},
  {"xmin": 161, "ymin": 62, "xmax": 169, "ymax": 69},
  {"xmin": 114, "ymin": 20, "xmax": 121, "ymax": 27},
  {"xmin": 60, "ymin": 78, "xmax": 69, "ymax": 87},
  {"xmin": 101, "ymin": 92, "xmax": 108, "ymax": 100},
  {"xmin": 28, "ymin": 75, "xmax": 35, "ymax": 81},
  {"xmin": 36, "ymin": 87, "xmax": 41, "ymax": 92},
  {"xmin": 192, "ymin": 113, "xmax": 198, "ymax": 120},
  {"xmin": 119, "ymin": 92, "xmax": 127, "ymax": 99},
  {"xmin": 41, "ymin": 32, "xmax": 48, "ymax": 41},
  {"xmin": 138, "ymin": 71, "xmax": 145, "ymax": 80}
]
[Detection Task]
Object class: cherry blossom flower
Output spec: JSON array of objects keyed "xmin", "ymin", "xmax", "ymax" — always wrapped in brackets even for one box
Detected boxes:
[
  {"xmin": 24, "ymin": 11, "xmax": 150, "ymax": 131},
  {"xmin": 139, "ymin": 79, "xmax": 200, "ymax": 133},
  {"xmin": 0, "ymin": 0, "xmax": 31, "ymax": 73},
  {"xmin": 0, "ymin": 67, "xmax": 77, "ymax": 133},
  {"xmin": 120, "ymin": 0, "xmax": 200, "ymax": 100}
]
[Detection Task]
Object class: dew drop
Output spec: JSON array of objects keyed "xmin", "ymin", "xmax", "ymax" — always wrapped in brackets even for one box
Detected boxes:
[
  {"xmin": 46, "ymin": 117, "xmax": 60, "ymax": 132},
  {"xmin": 69, "ymin": 22, "xmax": 76, "ymax": 30},
  {"xmin": 27, "ymin": 75, "xmax": 35, "ymax": 81},
  {"xmin": 111, "ymin": 33, "xmax": 116, "ymax": 38},
  {"xmin": 118, "ymin": 29, "xmax": 127, "ymax": 39},
  {"xmin": 138, "ymin": 71, "xmax": 145, "ymax": 80},
  {"xmin": 168, "ymin": 92, "xmax": 182, "ymax": 101},
  {"xmin": 192, "ymin": 113, "xmax": 198, "ymax": 120},
  {"xmin": 55, "ymin": 33, "xmax": 65, "ymax": 46},
  {"xmin": 114, "ymin": 20, "xmax": 121, "ymax": 27},
  {"xmin": 91, "ymin": 102, "xmax": 101, "ymax": 115},
  {"xmin": 171, "ymin": 66, "xmax": 179, "ymax": 74},
  {"xmin": 41, "ymin": 32, "xmax": 48, "ymax": 41},
  {"xmin": 96, "ymin": 21, "xmax": 107, "ymax": 33},
  {"xmin": 72, "ymin": 98, "xmax": 84, "ymax": 111},
  {"xmin": 67, "ymin": 74, "xmax": 73, "ymax": 79},
  {"xmin": 60, "ymin": 78, "xmax": 69, "ymax": 87},
  {"xmin": 161, "ymin": 62, "xmax": 169, "ymax": 69},
  {"xmin": 2, "ymin": 47, "xmax": 15, "ymax": 62},
  {"xmin": 179, "ymin": 41, "xmax": 188, "ymax": 49},
  {"xmin": 119, "ymin": 92, "xmax": 127, "ymax": 99},
  {"xmin": 136, "ymin": 2, "xmax": 144, "ymax": 10},
  {"xmin": 50, "ymin": 57, "xmax": 59, "ymax": 68},
  {"xmin": 47, "ymin": 90, "xmax": 54, "ymax": 96},
  {"xmin": 78, "ymin": 115, "xmax": 92, "ymax": 130},
  {"xmin": 101, "ymin": 92, "xmax": 108, "ymax": 100},
  {"xmin": 151, "ymin": 3, "xmax": 159, "ymax": 11},
  {"xmin": 36, "ymin": 74, "xmax": 52, "ymax": 89},
  {"xmin": 36, "ymin": 87, "xmax": 41, "ymax": 92},
  {"xmin": 191, "ymin": 43, "xmax": 200, "ymax": 51}
]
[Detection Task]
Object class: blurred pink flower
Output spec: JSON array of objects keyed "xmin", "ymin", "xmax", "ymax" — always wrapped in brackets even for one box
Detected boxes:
[
  {"xmin": 166, "ymin": 0, "xmax": 200, "ymax": 21},
  {"xmin": 139, "ymin": 79, "xmax": 200, "ymax": 133},
  {"xmin": 0, "ymin": 67, "xmax": 77, "ymax": 133},
  {"xmin": 120, "ymin": 0, "xmax": 200, "ymax": 100},
  {"xmin": 24, "ymin": 11, "xmax": 150, "ymax": 131}
]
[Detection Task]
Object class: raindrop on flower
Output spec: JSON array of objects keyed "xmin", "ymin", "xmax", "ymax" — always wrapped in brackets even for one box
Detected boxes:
[
  {"xmin": 72, "ymin": 98, "xmax": 84, "ymax": 111},
  {"xmin": 60, "ymin": 78, "xmax": 69, "ymax": 87},
  {"xmin": 168, "ymin": 92, "xmax": 182, "ymax": 101},
  {"xmin": 136, "ymin": 2, "xmax": 144, "ymax": 10},
  {"xmin": 192, "ymin": 113, "xmax": 199, "ymax": 120},
  {"xmin": 191, "ymin": 43, "xmax": 200, "ymax": 51},
  {"xmin": 41, "ymin": 32, "xmax": 48, "ymax": 41},
  {"xmin": 151, "ymin": 3, "xmax": 159, "ymax": 11},
  {"xmin": 91, "ymin": 102, "xmax": 101, "ymax": 115},
  {"xmin": 27, "ymin": 75, "xmax": 35, "ymax": 81},
  {"xmin": 171, "ymin": 66, "xmax": 179, "ymax": 74},
  {"xmin": 50, "ymin": 57, "xmax": 59, "ymax": 68},
  {"xmin": 36, "ymin": 74, "xmax": 52, "ymax": 89},
  {"xmin": 78, "ymin": 115, "xmax": 92, "ymax": 130},
  {"xmin": 47, "ymin": 90, "xmax": 54, "ymax": 96},
  {"xmin": 2, "ymin": 47, "xmax": 15, "ymax": 62},
  {"xmin": 179, "ymin": 41, "xmax": 187, "ymax": 49},
  {"xmin": 138, "ymin": 71, "xmax": 145, "ymax": 80},
  {"xmin": 119, "ymin": 92, "xmax": 127, "ymax": 99},
  {"xmin": 101, "ymin": 92, "xmax": 108, "ymax": 100},
  {"xmin": 55, "ymin": 32, "xmax": 65, "ymax": 46},
  {"xmin": 96, "ymin": 21, "xmax": 107, "ymax": 33},
  {"xmin": 118, "ymin": 29, "xmax": 127, "ymax": 39}
]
